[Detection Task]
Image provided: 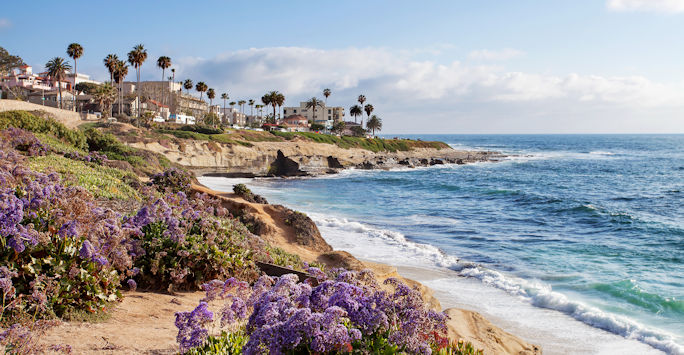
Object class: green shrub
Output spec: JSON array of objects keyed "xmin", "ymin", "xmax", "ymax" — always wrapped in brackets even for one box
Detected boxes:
[
  {"xmin": 84, "ymin": 127, "xmax": 170, "ymax": 176},
  {"xmin": 186, "ymin": 331, "xmax": 248, "ymax": 355},
  {"xmin": 180, "ymin": 125, "xmax": 224, "ymax": 135},
  {"xmin": 232, "ymin": 184, "xmax": 250, "ymax": 196},
  {"xmin": 0, "ymin": 110, "xmax": 87, "ymax": 150}
]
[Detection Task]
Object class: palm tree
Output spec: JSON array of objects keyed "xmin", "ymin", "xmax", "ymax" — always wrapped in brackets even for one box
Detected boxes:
[
  {"xmin": 127, "ymin": 44, "xmax": 148, "ymax": 119},
  {"xmin": 248, "ymin": 99, "xmax": 255, "ymax": 117},
  {"xmin": 112, "ymin": 60, "xmax": 128, "ymax": 116},
  {"xmin": 357, "ymin": 95, "xmax": 366, "ymax": 110},
  {"xmin": 156, "ymin": 56, "xmax": 171, "ymax": 106},
  {"xmin": 366, "ymin": 115, "xmax": 382, "ymax": 136},
  {"xmin": 207, "ymin": 88, "xmax": 216, "ymax": 109},
  {"xmin": 104, "ymin": 54, "xmax": 119, "ymax": 85},
  {"xmin": 93, "ymin": 83, "xmax": 117, "ymax": 119},
  {"xmin": 363, "ymin": 104, "xmax": 374, "ymax": 127},
  {"xmin": 349, "ymin": 104, "xmax": 362, "ymax": 124},
  {"xmin": 238, "ymin": 100, "xmax": 246, "ymax": 116},
  {"xmin": 221, "ymin": 93, "xmax": 228, "ymax": 123},
  {"xmin": 323, "ymin": 88, "xmax": 331, "ymax": 104},
  {"xmin": 183, "ymin": 79, "xmax": 193, "ymax": 95},
  {"xmin": 195, "ymin": 81, "xmax": 207, "ymax": 101},
  {"xmin": 305, "ymin": 97, "xmax": 324, "ymax": 123},
  {"xmin": 276, "ymin": 92, "xmax": 285, "ymax": 120},
  {"xmin": 45, "ymin": 57, "xmax": 72, "ymax": 109},
  {"xmin": 66, "ymin": 43, "xmax": 83, "ymax": 110}
]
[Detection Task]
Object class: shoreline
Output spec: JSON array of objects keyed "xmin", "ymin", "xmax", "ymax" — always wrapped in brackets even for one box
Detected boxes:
[
  {"xmin": 197, "ymin": 170, "xmax": 675, "ymax": 355},
  {"xmin": 189, "ymin": 181, "xmax": 541, "ymax": 354}
]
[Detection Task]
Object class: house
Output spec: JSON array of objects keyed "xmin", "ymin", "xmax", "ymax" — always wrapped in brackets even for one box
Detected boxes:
[
  {"xmin": 220, "ymin": 107, "xmax": 247, "ymax": 126},
  {"xmin": 144, "ymin": 99, "xmax": 170, "ymax": 119},
  {"xmin": 282, "ymin": 114, "xmax": 310, "ymax": 132},
  {"xmin": 282, "ymin": 102, "xmax": 344, "ymax": 127},
  {"xmin": 1, "ymin": 65, "xmax": 55, "ymax": 92},
  {"xmin": 168, "ymin": 114, "xmax": 196, "ymax": 125}
]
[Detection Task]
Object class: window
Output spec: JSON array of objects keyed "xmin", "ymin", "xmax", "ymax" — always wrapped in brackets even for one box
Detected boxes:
[
  {"xmin": 294, "ymin": 109, "xmax": 297, "ymax": 113},
  {"xmin": 283, "ymin": 109, "xmax": 287, "ymax": 114},
  {"xmin": 328, "ymin": 109, "xmax": 331, "ymax": 113}
]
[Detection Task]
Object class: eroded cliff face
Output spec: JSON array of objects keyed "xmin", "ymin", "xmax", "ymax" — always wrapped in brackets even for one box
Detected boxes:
[{"xmin": 128, "ymin": 138, "xmax": 500, "ymax": 177}]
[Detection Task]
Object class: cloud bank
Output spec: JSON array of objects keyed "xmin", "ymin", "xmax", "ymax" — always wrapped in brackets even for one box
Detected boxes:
[
  {"xmin": 173, "ymin": 46, "xmax": 684, "ymax": 133},
  {"xmin": 607, "ymin": 0, "xmax": 684, "ymax": 13}
]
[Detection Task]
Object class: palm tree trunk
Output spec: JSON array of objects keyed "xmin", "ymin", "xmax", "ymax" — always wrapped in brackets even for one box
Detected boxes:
[
  {"xmin": 161, "ymin": 69, "xmax": 165, "ymax": 108},
  {"xmin": 136, "ymin": 66, "xmax": 141, "ymax": 123},
  {"xmin": 73, "ymin": 60, "xmax": 77, "ymax": 111},
  {"xmin": 58, "ymin": 81, "xmax": 62, "ymax": 109}
]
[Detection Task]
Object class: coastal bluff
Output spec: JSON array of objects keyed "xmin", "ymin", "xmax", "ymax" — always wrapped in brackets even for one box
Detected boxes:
[{"xmin": 119, "ymin": 129, "xmax": 500, "ymax": 176}]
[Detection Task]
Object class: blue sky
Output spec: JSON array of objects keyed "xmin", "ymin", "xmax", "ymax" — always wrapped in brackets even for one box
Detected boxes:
[{"xmin": 2, "ymin": 0, "xmax": 684, "ymax": 133}]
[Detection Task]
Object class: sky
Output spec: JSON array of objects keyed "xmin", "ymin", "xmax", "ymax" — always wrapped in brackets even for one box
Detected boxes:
[{"xmin": 2, "ymin": 0, "xmax": 684, "ymax": 134}]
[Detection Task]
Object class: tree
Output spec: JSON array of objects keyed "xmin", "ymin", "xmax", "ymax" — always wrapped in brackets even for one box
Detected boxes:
[
  {"xmin": 195, "ymin": 82, "xmax": 208, "ymax": 101},
  {"xmin": 363, "ymin": 104, "xmax": 374, "ymax": 127},
  {"xmin": 357, "ymin": 94, "xmax": 366, "ymax": 111},
  {"xmin": 238, "ymin": 100, "xmax": 246, "ymax": 115},
  {"xmin": 103, "ymin": 54, "xmax": 119, "ymax": 84},
  {"xmin": 323, "ymin": 88, "xmax": 331, "ymax": 104},
  {"xmin": 45, "ymin": 57, "xmax": 71, "ymax": 109},
  {"xmin": 156, "ymin": 56, "xmax": 171, "ymax": 106},
  {"xmin": 221, "ymin": 93, "xmax": 228, "ymax": 123},
  {"xmin": 113, "ymin": 60, "xmax": 128, "ymax": 116},
  {"xmin": 248, "ymin": 99, "xmax": 255, "ymax": 116},
  {"xmin": 127, "ymin": 44, "xmax": 148, "ymax": 119},
  {"xmin": 0, "ymin": 47, "xmax": 24, "ymax": 76},
  {"xmin": 349, "ymin": 104, "xmax": 362, "ymax": 124},
  {"xmin": 332, "ymin": 121, "xmax": 346, "ymax": 135},
  {"xmin": 66, "ymin": 43, "xmax": 83, "ymax": 110},
  {"xmin": 207, "ymin": 88, "xmax": 216, "ymax": 126},
  {"xmin": 310, "ymin": 123, "xmax": 325, "ymax": 131},
  {"xmin": 93, "ymin": 83, "xmax": 117, "ymax": 119},
  {"xmin": 183, "ymin": 79, "xmax": 193, "ymax": 95},
  {"xmin": 366, "ymin": 115, "xmax": 382, "ymax": 136},
  {"xmin": 74, "ymin": 82, "xmax": 99, "ymax": 95},
  {"xmin": 351, "ymin": 125, "xmax": 367, "ymax": 137},
  {"xmin": 276, "ymin": 92, "xmax": 285, "ymax": 119},
  {"xmin": 305, "ymin": 97, "xmax": 324, "ymax": 123}
]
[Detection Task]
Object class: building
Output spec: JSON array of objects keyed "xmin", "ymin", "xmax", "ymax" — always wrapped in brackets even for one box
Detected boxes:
[
  {"xmin": 282, "ymin": 114, "xmax": 310, "ymax": 132},
  {"xmin": 1, "ymin": 65, "xmax": 54, "ymax": 92},
  {"xmin": 220, "ymin": 107, "xmax": 247, "ymax": 126},
  {"xmin": 282, "ymin": 102, "xmax": 344, "ymax": 126},
  {"xmin": 27, "ymin": 90, "xmax": 76, "ymax": 110},
  {"xmin": 122, "ymin": 81, "xmax": 209, "ymax": 118}
]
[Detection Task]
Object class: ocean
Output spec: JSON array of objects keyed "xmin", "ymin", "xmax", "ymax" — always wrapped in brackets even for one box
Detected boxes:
[{"xmin": 198, "ymin": 134, "xmax": 683, "ymax": 355}]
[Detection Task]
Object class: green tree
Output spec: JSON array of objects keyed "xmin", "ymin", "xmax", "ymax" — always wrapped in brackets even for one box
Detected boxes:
[
  {"xmin": 127, "ymin": 44, "xmax": 148, "ymax": 119},
  {"xmin": 45, "ymin": 57, "xmax": 72, "ymax": 109},
  {"xmin": 74, "ymin": 82, "xmax": 99, "ymax": 95},
  {"xmin": 156, "ymin": 56, "xmax": 171, "ymax": 106},
  {"xmin": 351, "ymin": 125, "xmax": 367, "ymax": 137},
  {"xmin": 366, "ymin": 115, "xmax": 382, "ymax": 136},
  {"xmin": 349, "ymin": 104, "xmax": 362, "ymax": 124},
  {"xmin": 0, "ymin": 46, "xmax": 24, "ymax": 76},
  {"xmin": 195, "ymin": 82, "xmax": 208, "ymax": 101},
  {"xmin": 305, "ymin": 97, "xmax": 324, "ymax": 123},
  {"xmin": 248, "ymin": 99, "xmax": 255, "ymax": 116},
  {"xmin": 66, "ymin": 43, "xmax": 83, "ymax": 110},
  {"xmin": 357, "ymin": 94, "xmax": 366, "ymax": 110},
  {"xmin": 113, "ymin": 60, "xmax": 129, "ymax": 116},
  {"xmin": 262, "ymin": 91, "xmax": 285, "ymax": 123},
  {"xmin": 103, "ymin": 54, "xmax": 119, "ymax": 84},
  {"xmin": 363, "ymin": 104, "xmax": 374, "ymax": 127},
  {"xmin": 207, "ymin": 88, "xmax": 216, "ymax": 126},
  {"xmin": 238, "ymin": 99, "xmax": 246, "ymax": 115},
  {"xmin": 221, "ymin": 93, "xmax": 229, "ymax": 123},
  {"xmin": 183, "ymin": 79, "xmax": 193, "ymax": 95},
  {"xmin": 332, "ymin": 121, "xmax": 346, "ymax": 135},
  {"xmin": 93, "ymin": 83, "xmax": 117, "ymax": 119},
  {"xmin": 323, "ymin": 88, "xmax": 331, "ymax": 104}
]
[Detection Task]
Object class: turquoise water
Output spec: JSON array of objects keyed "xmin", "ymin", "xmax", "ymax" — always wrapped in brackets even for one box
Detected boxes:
[{"xmin": 200, "ymin": 134, "xmax": 683, "ymax": 354}]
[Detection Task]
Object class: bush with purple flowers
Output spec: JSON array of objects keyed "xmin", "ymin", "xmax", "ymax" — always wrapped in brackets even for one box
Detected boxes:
[
  {"xmin": 151, "ymin": 167, "xmax": 193, "ymax": 194},
  {"xmin": 176, "ymin": 268, "xmax": 452, "ymax": 354},
  {"xmin": 0, "ymin": 128, "xmax": 48, "ymax": 156}
]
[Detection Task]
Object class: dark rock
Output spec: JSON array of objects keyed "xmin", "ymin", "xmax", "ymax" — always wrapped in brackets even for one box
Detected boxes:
[
  {"xmin": 420, "ymin": 158, "xmax": 429, "ymax": 165},
  {"xmin": 398, "ymin": 158, "xmax": 411, "ymax": 166},
  {"xmin": 281, "ymin": 207, "xmax": 333, "ymax": 252},
  {"xmin": 429, "ymin": 159, "xmax": 444, "ymax": 165},
  {"xmin": 358, "ymin": 161, "xmax": 375, "ymax": 170},
  {"xmin": 269, "ymin": 150, "xmax": 307, "ymax": 177},
  {"xmin": 327, "ymin": 156, "xmax": 344, "ymax": 169},
  {"xmin": 456, "ymin": 159, "xmax": 465, "ymax": 165}
]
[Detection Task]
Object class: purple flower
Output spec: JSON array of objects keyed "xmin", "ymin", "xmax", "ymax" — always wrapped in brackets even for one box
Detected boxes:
[{"xmin": 127, "ymin": 279, "xmax": 137, "ymax": 291}]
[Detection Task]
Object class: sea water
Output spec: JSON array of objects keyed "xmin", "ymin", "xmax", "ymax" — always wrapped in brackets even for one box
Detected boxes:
[{"xmin": 199, "ymin": 134, "xmax": 683, "ymax": 355}]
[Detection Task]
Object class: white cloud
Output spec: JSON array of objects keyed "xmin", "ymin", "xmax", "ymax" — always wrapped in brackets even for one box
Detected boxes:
[
  {"xmin": 173, "ymin": 46, "xmax": 684, "ymax": 133},
  {"xmin": 0, "ymin": 18, "xmax": 11, "ymax": 29},
  {"xmin": 468, "ymin": 48, "xmax": 525, "ymax": 61},
  {"xmin": 607, "ymin": 0, "xmax": 684, "ymax": 13}
]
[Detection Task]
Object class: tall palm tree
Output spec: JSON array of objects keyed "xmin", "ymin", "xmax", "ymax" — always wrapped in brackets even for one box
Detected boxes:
[
  {"xmin": 323, "ymin": 88, "xmax": 331, "ymax": 104},
  {"xmin": 305, "ymin": 97, "xmax": 324, "ymax": 123},
  {"xmin": 156, "ymin": 56, "xmax": 171, "ymax": 106},
  {"xmin": 127, "ymin": 44, "xmax": 147, "ymax": 119},
  {"xmin": 366, "ymin": 115, "xmax": 382, "ymax": 136},
  {"xmin": 363, "ymin": 104, "xmax": 374, "ymax": 127},
  {"xmin": 66, "ymin": 43, "xmax": 83, "ymax": 110},
  {"xmin": 221, "ymin": 93, "xmax": 228, "ymax": 123},
  {"xmin": 183, "ymin": 79, "xmax": 193, "ymax": 95},
  {"xmin": 349, "ymin": 104, "xmax": 362, "ymax": 124},
  {"xmin": 276, "ymin": 92, "xmax": 285, "ymax": 120},
  {"xmin": 195, "ymin": 81, "xmax": 207, "ymax": 101},
  {"xmin": 45, "ymin": 57, "xmax": 71, "ymax": 109},
  {"xmin": 206, "ymin": 88, "xmax": 216, "ymax": 126},
  {"xmin": 229, "ymin": 101, "xmax": 236, "ymax": 124},
  {"xmin": 358, "ymin": 94, "xmax": 366, "ymax": 108},
  {"xmin": 248, "ymin": 99, "xmax": 255, "ymax": 117},
  {"xmin": 238, "ymin": 100, "xmax": 246, "ymax": 115},
  {"xmin": 113, "ymin": 60, "xmax": 129, "ymax": 116},
  {"xmin": 103, "ymin": 54, "xmax": 119, "ymax": 85}
]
